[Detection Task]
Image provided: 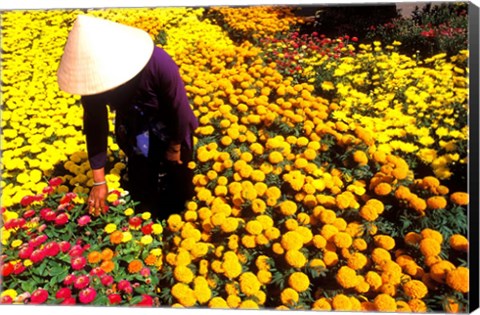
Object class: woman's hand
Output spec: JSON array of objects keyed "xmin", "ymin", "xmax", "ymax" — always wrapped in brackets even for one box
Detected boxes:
[
  {"xmin": 166, "ymin": 143, "xmax": 182, "ymax": 164},
  {"xmin": 88, "ymin": 183, "xmax": 108, "ymax": 216}
]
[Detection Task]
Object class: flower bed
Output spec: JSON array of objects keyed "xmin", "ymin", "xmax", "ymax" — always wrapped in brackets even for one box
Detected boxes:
[{"xmin": 0, "ymin": 6, "xmax": 470, "ymax": 313}]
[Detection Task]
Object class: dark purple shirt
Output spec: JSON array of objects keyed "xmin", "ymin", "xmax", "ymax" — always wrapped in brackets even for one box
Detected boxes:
[{"xmin": 81, "ymin": 46, "xmax": 198, "ymax": 169}]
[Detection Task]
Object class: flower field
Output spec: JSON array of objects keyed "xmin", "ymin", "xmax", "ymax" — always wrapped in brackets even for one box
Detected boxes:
[{"xmin": 0, "ymin": 6, "xmax": 471, "ymax": 313}]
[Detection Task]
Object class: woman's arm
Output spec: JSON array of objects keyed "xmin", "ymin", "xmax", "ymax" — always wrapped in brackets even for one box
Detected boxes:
[{"xmin": 81, "ymin": 95, "xmax": 109, "ymax": 215}]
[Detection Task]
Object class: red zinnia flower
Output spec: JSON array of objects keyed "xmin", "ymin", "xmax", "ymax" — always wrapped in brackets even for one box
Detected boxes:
[
  {"xmin": 136, "ymin": 294, "xmax": 153, "ymax": 307},
  {"xmin": 79, "ymin": 287, "xmax": 97, "ymax": 304},
  {"xmin": 68, "ymin": 245, "xmax": 84, "ymax": 257},
  {"xmin": 55, "ymin": 287, "xmax": 72, "ymax": 301},
  {"xmin": 43, "ymin": 186, "xmax": 55, "ymax": 194},
  {"xmin": 90, "ymin": 266, "xmax": 105, "ymax": 277},
  {"xmin": 20, "ymin": 195, "xmax": 35, "ymax": 207},
  {"xmin": 71, "ymin": 256, "xmax": 87, "ymax": 270},
  {"xmin": 2, "ymin": 262, "xmax": 14, "ymax": 277},
  {"xmin": 108, "ymin": 293, "xmax": 122, "ymax": 305},
  {"xmin": 61, "ymin": 297, "xmax": 76, "ymax": 305},
  {"xmin": 55, "ymin": 213, "xmax": 69, "ymax": 225},
  {"xmin": 100, "ymin": 274, "xmax": 114, "ymax": 286},
  {"xmin": 129, "ymin": 216, "xmax": 142, "ymax": 228},
  {"xmin": 13, "ymin": 261, "xmax": 26, "ymax": 275},
  {"xmin": 49, "ymin": 177, "xmax": 63, "ymax": 187},
  {"xmin": 30, "ymin": 288, "xmax": 49, "ymax": 304},
  {"xmin": 23, "ymin": 209, "xmax": 36, "ymax": 219},
  {"xmin": 141, "ymin": 223, "xmax": 153, "ymax": 235},
  {"xmin": 44, "ymin": 210, "xmax": 57, "ymax": 222},
  {"xmin": 18, "ymin": 245, "xmax": 34, "ymax": 260},
  {"xmin": 118, "ymin": 280, "xmax": 133, "ymax": 294}
]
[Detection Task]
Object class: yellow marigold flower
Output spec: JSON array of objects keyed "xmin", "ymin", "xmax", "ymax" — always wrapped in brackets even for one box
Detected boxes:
[
  {"xmin": 374, "ymin": 294, "xmax": 397, "ymax": 312},
  {"xmin": 1, "ymin": 289, "xmax": 17, "ymax": 300},
  {"xmin": 396, "ymin": 300, "xmax": 412, "ymax": 312},
  {"xmin": 419, "ymin": 238, "xmax": 441, "ymax": 257},
  {"xmin": 430, "ymin": 260, "xmax": 456, "ymax": 283},
  {"xmin": 104, "ymin": 223, "xmax": 117, "ymax": 234},
  {"xmin": 403, "ymin": 279, "xmax": 428, "ymax": 299},
  {"xmin": 288, "ymin": 271, "xmax": 310, "ymax": 292},
  {"xmin": 278, "ymin": 199, "xmax": 297, "ymax": 216},
  {"xmin": 312, "ymin": 297, "xmax": 332, "ymax": 311},
  {"xmin": 124, "ymin": 208, "xmax": 134, "ymax": 216},
  {"xmin": 284, "ymin": 218, "xmax": 298, "ymax": 231},
  {"xmin": 347, "ymin": 252, "xmax": 368, "ymax": 270},
  {"xmin": 285, "ymin": 249, "xmax": 307, "ymax": 268},
  {"xmin": 281, "ymin": 230, "xmax": 303, "ymax": 251},
  {"xmin": 257, "ymin": 269, "xmax": 272, "ymax": 284},
  {"xmin": 152, "ymin": 223, "xmax": 163, "ymax": 235},
  {"xmin": 336, "ymin": 266, "xmax": 359, "ymax": 289},
  {"xmin": 318, "ymin": 208, "xmax": 336, "ymax": 224},
  {"xmin": 332, "ymin": 294, "xmax": 352, "ymax": 311},
  {"xmin": 446, "ymin": 267, "xmax": 469, "ymax": 293},
  {"xmin": 208, "ymin": 296, "xmax": 228, "ymax": 308},
  {"xmin": 449, "ymin": 234, "xmax": 468, "ymax": 252},
  {"xmin": 223, "ymin": 259, "xmax": 242, "ymax": 280},
  {"xmin": 320, "ymin": 224, "xmax": 339, "ymax": 241},
  {"xmin": 245, "ymin": 220, "xmax": 263, "ymax": 235},
  {"xmin": 167, "ymin": 214, "xmax": 184, "ymax": 232},
  {"xmin": 239, "ymin": 272, "xmax": 261, "ymax": 296},
  {"xmin": 374, "ymin": 235, "xmax": 396, "ymax": 250},
  {"xmin": 241, "ymin": 235, "xmax": 256, "ymax": 248},
  {"xmin": 280, "ymin": 288, "xmax": 299, "ymax": 306},
  {"xmin": 323, "ymin": 250, "xmax": 339, "ymax": 267},
  {"xmin": 365, "ymin": 271, "xmax": 383, "ymax": 291},
  {"xmin": 268, "ymin": 151, "xmax": 284, "ymax": 164},
  {"xmin": 174, "ymin": 265, "xmax": 195, "ymax": 284}
]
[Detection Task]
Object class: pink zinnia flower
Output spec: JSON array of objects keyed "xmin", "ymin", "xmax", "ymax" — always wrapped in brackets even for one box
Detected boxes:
[
  {"xmin": 71, "ymin": 256, "xmax": 87, "ymax": 270},
  {"xmin": 44, "ymin": 241, "xmax": 60, "ymax": 257},
  {"xmin": 74, "ymin": 275, "xmax": 90, "ymax": 289},
  {"xmin": 30, "ymin": 249, "xmax": 46, "ymax": 264},
  {"xmin": 59, "ymin": 241, "xmax": 71, "ymax": 253},
  {"xmin": 44, "ymin": 210, "xmax": 57, "ymax": 222},
  {"xmin": 108, "ymin": 293, "xmax": 122, "ymax": 305},
  {"xmin": 117, "ymin": 280, "xmax": 133, "ymax": 294},
  {"xmin": 100, "ymin": 274, "xmax": 114, "ymax": 287},
  {"xmin": 55, "ymin": 287, "xmax": 72, "ymax": 301},
  {"xmin": 61, "ymin": 297, "xmax": 76, "ymax": 305},
  {"xmin": 43, "ymin": 186, "xmax": 55, "ymax": 194},
  {"xmin": 63, "ymin": 273, "xmax": 76, "ymax": 286},
  {"xmin": 30, "ymin": 288, "xmax": 49, "ymax": 304},
  {"xmin": 68, "ymin": 244, "xmax": 84, "ymax": 257},
  {"xmin": 1, "ymin": 295, "xmax": 13, "ymax": 304},
  {"xmin": 140, "ymin": 267, "xmax": 151, "ymax": 278},
  {"xmin": 78, "ymin": 287, "xmax": 96, "ymax": 304},
  {"xmin": 77, "ymin": 215, "xmax": 91, "ymax": 226},
  {"xmin": 55, "ymin": 213, "xmax": 69, "ymax": 225},
  {"xmin": 90, "ymin": 267, "xmax": 105, "ymax": 277}
]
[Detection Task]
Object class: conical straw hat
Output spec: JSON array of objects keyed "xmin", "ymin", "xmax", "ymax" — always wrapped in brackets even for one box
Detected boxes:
[{"xmin": 57, "ymin": 15, "xmax": 154, "ymax": 95}]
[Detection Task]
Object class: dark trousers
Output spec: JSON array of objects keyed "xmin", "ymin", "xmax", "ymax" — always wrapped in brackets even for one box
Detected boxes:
[{"xmin": 126, "ymin": 138, "xmax": 194, "ymax": 222}]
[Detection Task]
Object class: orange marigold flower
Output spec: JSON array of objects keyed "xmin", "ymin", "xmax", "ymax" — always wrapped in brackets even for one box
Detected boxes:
[
  {"xmin": 404, "ymin": 232, "xmax": 422, "ymax": 245},
  {"xmin": 145, "ymin": 254, "xmax": 157, "ymax": 266},
  {"xmin": 421, "ymin": 228, "xmax": 443, "ymax": 244},
  {"xmin": 408, "ymin": 299, "xmax": 427, "ymax": 312},
  {"xmin": 336, "ymin": 266, "xmax": 359, "ymax": 289},
  {"xmin": 427, "ymin": 196, "xmax": 447, "ymax": 210},
  {"xmin": 100, "ymin": 260, "xmax": 115, "ymax": 273},
  {"xmin": 312, "ymin": 297, "xmax": 332, "ymax": 311},
  {"xmin": 332, "ymin": 294, "xmax": 352, "ymax": 311},
  {"xmin": 278, "ymin": 200, "xmax": 297, "ymax": 216},
  {"xmin": 395, "ymin": 185, "xmax": 412, "ymax": 200},
  {"xmin": 374, "ymin": 235, "xmax": 396, "ymax": 250},
  {"xmin": 450, "ymin": 192, "xmax": 468, "ymax": 206},
  {"xmin": 87, "ymin": 251, "xmax": 102, "ymax": 264},
  {"xmin": 333, "ymin": 232, "xmax": 353, "ymax": 249},
  {"xmin": 347, "ymin": 252, "xmax": 368, "ymax": 270},
  {"xmin": 284, "ymin": 249, "xmax": 307, "ymax": 268},
  {"xmin": 323, "ymin": 251, "xmax": 339, "ymax": 267},
  {"xmin": 371, "ymin": 247, "xmax": 391, "ymax": 266},
  {"xmin": 373, "ymin": 293, "xmax": 397, "ymax": 312},
  {"xmin": 280, "ymin": 288, "xmax": 298, "ymax": 306},
  {"xmin": 110, "ymin": 230, "xmax": 123, "ymax": 244},
  {"xmin": 419, "ymin": 238, "xmax": 441, "ymax": 257},
  {"xmin": 449, "ymin": 234, "xmax": 469, "ymax": 252},
  {"xmin": 365, "ymin": 271, "xmax": 382, "ymax": 291},
  {"xmin": 430, "ymin": 260, "xmax": 456, "ymax": 283},
  {"xmin": 128, "ymin": 259, "xmax": 143, "ymax": 274},
  {"xmin": 374, "ymin": 182, "xmax": 392, "ymax": 196},
  {"xmin": 409, "ymin": 196, "xmax": 427, "ymax": 213},
  {"xmin": 403, "ymin": 279, "xmax": 428, "ymax": 299},
  {"xmin": 352, "ymin": 238, "xmax": 368, "ymax": 251},
  {"xmin": 100, "ymin": 248, "xmax": 114, "ymax": 261},
  {"xmin": 353, "ymin": 150, "xmax": 368, "ymax": 166},
  {"xmin": 359, "ymin": 204, "xmax": 379, "ymax": 221},
  {"xmin": 446, "ymin": 267, "xmax": 469, "ymax": 293},
  {"xmin": 288, "ymin": 271, "xmax": 310, "ymax": 292}
]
